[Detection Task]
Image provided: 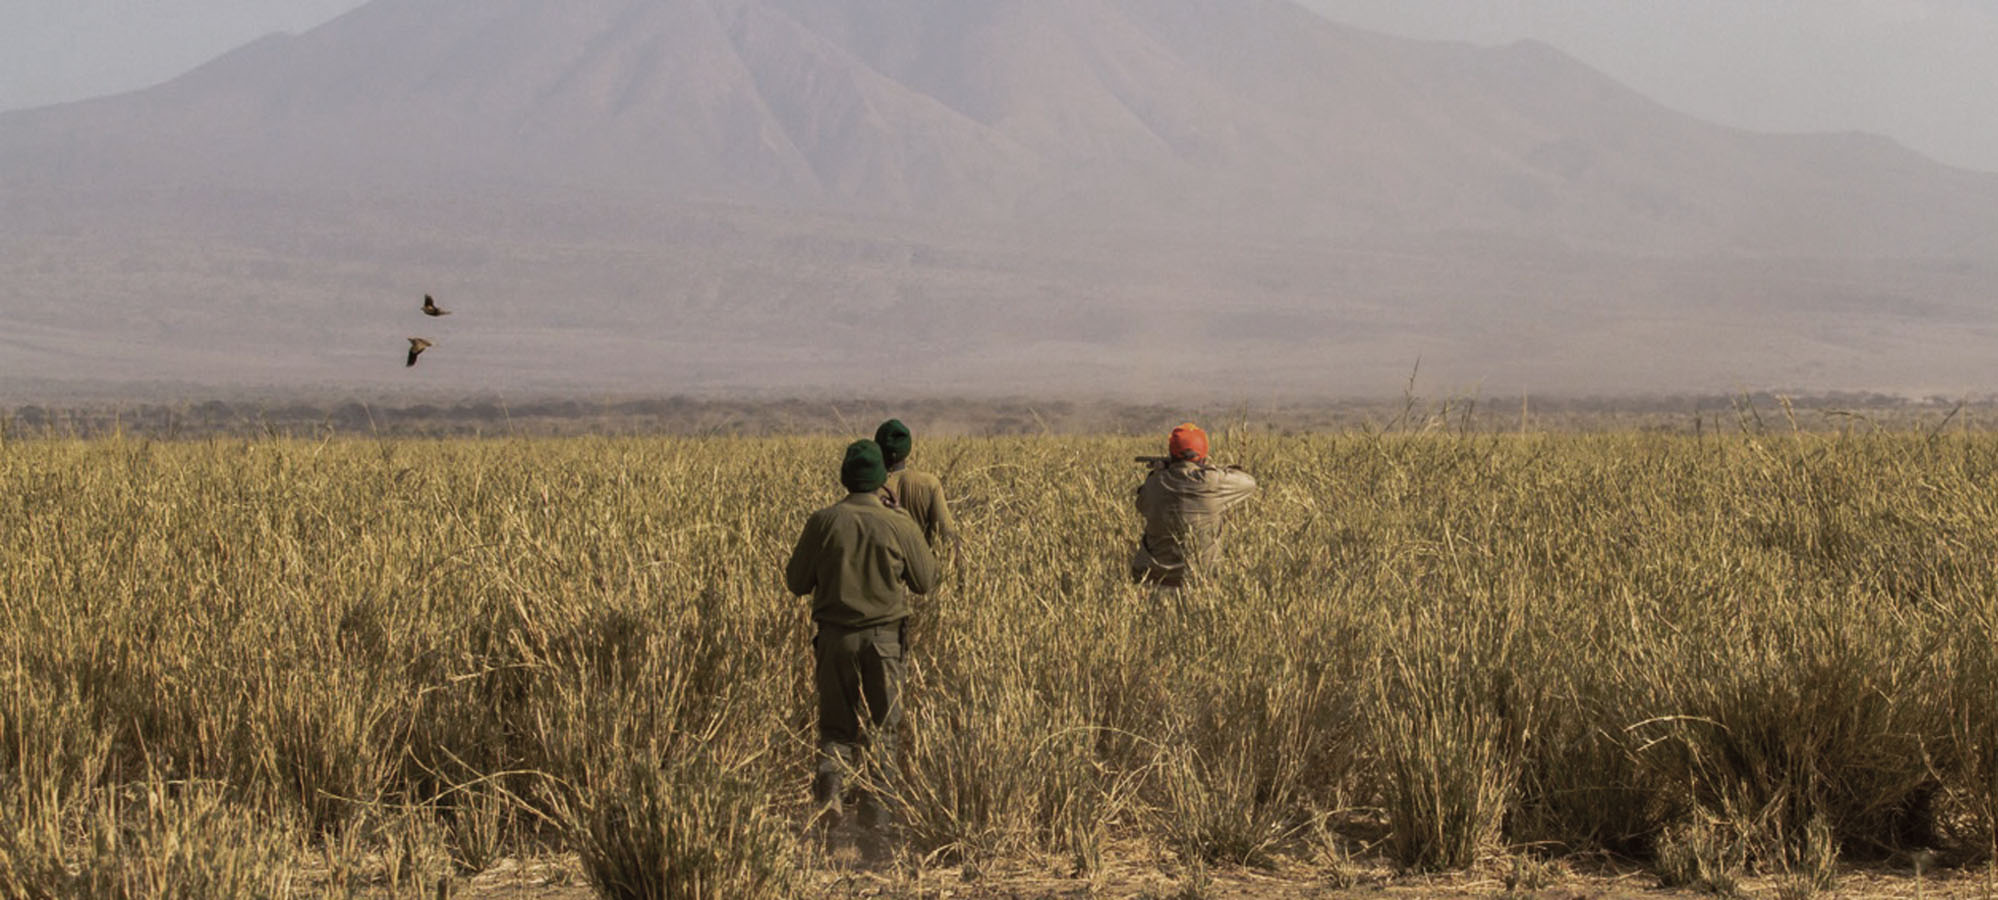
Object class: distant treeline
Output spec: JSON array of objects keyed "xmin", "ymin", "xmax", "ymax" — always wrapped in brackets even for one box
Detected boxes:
[{"xmin": 0, "ymin": 391, "xmax": 1987, "ymax": 439}]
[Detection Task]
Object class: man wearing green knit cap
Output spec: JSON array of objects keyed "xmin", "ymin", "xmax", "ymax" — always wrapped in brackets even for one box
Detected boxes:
[
  {"xmin": 786, "ymin": 439, "xmax": 940, "ymax": 834},
  {"xmin": 875, "ymin": 419, "xmax": 958, "ymax": 549}
]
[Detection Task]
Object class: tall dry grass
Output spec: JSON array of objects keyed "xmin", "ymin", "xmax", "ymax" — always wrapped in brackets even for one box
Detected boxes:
[{"xmin": 2, "ymin": 428, "xmax": 1995, "ymax": 895}]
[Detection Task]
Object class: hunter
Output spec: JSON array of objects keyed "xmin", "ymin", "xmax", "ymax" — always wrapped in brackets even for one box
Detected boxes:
[
  {"xmin": 785, "ymin": 439, "xmax": 940, "ymax": 832},
  {"xmin": 1131, "ymin": 422, "xmax": 1258, "ymax": 588},
  {"xmin": 874, "ymin": 418, "xmax": 958, "ymax": 549}
]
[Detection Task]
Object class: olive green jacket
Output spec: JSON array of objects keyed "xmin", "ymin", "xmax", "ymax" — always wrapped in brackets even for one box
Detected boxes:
[
  {"xmin": 786, "ymin": 492, "xmax": 941, "ymax": 628},
  {"xmin": 1131, "ymin": 460, "xmax": 1258, "ymax": 584},
  {"xmin": 884, "ymin": 466, "xmax": 958, "ymax": 547}
]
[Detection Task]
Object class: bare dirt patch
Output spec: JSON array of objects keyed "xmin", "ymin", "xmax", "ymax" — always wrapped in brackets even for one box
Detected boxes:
[{"xmin": 430, "ymin": 847, "xmax": 1995, "ymax": 899}]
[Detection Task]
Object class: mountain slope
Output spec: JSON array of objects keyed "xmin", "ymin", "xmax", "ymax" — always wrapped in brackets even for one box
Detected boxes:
[
  {"xmin": 7, "ymin": 0, "xmax": 1995, "ymax": 252},
  {"xmin": 2, "ymin": 0, "xmax": 1996, "ymax": 398}
]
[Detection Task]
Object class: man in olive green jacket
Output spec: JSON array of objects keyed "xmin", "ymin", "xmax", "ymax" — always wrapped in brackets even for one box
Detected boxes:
[
  {"xmin": 786, "ymin": 439, "xmax": 940, "ymax": 829},
  {"xmin": 1132, "ymin": 422, "xmax": 1258, "ymax": 587},
  {"xmin": 874, "ymin": 419, "xmax": 958, "ymax": 549}
]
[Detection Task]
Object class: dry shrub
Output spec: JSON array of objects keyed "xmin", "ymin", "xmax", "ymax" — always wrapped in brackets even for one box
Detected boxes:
[
  {"xmin": 1627, "ymin": 591, "xmax": 1946, "ymax": 866},
  {"xmin": 441, "ymin": 782, "xmax": 511, "ymax": 875},
  {"xmin": 1656, "ymin": 815, "xmax": 1748, "ymax": 895},
  {"xmin": 245, "ymin": 665, "xmax": 409, "ymax": 836},
  {"xmin": 1367, "ymin": 606, "xmax": 1524, "ymax": 872},
  {"xmin": 1773, "ymin": 814, "xmax": 1841, "ymax": 898},
  {"xmin": 60, "ymin": 779, "xmax": 291, "ymax": 900},
  {"xmin": 896, "ymin": 660, "xmax": 1068, "ymax": 864},
  {"xmin": 1942, "ymin": 604, "xmax": 1998, "ymax": 856},
  {"xmin": 563, "ymin": 755, "xmax": 795, "ymax": 900}
]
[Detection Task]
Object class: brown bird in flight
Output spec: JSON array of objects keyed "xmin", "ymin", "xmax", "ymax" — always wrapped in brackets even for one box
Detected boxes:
[
  {"xmin": 421, "ymin": 294, "xmax": 451, "ymax": 316},
  {"xmin": 406, "ymin": 337, "xmax": 433, "ymax": 367}
]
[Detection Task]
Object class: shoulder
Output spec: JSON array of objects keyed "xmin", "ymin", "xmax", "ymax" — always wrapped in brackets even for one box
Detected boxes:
[
  {"xmin": 905, "ymin": 469, "xmax": 944, "ymax": 490},
  {"xmin": 819, "ymin": 494, "xmax": 884, "ymax": 521},
  {"xmin": 1209, "ymin": 464, "xmax": 1255, "ymax": 484},
  {"xmin": 847, "ymin": 497, "xmax": 904, "ymax": 523},
  {"xmin": 1188, "ymin": 463, "xmax": 1254, "ymax": 487},
  {"xmin": 794, "ymin": 506, "xmax": 839, "ymax": 546},
  {"xmin": 866, "ymin": 503, "xmax": 927, "ymax": 540},
  {"xmin": 1209, "ymin": 466, "xmax": 1257, "ymax": 496}
]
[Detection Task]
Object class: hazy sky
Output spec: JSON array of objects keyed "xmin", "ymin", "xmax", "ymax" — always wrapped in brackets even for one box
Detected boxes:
[
  {"xmin": 5, "ymin": 0, "xmax": 1997, "ymax": 172},
  {"xmin": 1295, "ymin": 0, "xmax": 1998, "ymax": 172},
  {"xmin": 0, "ymin": 0, "xmax": 365, "ymax": 113}
]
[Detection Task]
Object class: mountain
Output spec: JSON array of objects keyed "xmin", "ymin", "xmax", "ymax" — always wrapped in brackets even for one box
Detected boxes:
[{"xmin": 2, "ymin": 0, "xmax": 1995, "ymax": 400}]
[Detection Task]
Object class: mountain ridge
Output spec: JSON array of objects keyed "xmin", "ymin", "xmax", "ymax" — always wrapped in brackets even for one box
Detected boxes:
[
  {"xmin": 2, "ymin": 0, "xmax": 1995, "ymax": 397},
  {"xmin": 10, "ymin": 0, "xmax": 1994, "ymax": 251}
]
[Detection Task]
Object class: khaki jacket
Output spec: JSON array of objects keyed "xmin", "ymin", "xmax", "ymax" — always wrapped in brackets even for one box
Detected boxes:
[
  {"xmin": 1131, "ymin": 460, "xmax": 1258, "ymax": 585},
  {"xmin": 883, "ymin": 466, "xmax": 957, "ymax": 547},
  {"xmin": 786, "ymin": 492, "xmax": 940, "ymax": 628}
]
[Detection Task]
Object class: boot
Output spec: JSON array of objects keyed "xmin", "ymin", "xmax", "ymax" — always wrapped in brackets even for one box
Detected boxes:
[
  {"xmin": 856, "ymin": 790, "xmax": 896, "ymax": 832},
  {"xmin": 855, "ymin": 791, "xmax": 898, "ymax": 865},
  {"xmin": 811, "ymin": 770, "xmax": 844, "ymax": 827}
]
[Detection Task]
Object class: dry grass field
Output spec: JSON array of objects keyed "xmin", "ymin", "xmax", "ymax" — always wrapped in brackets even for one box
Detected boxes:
[{"xmin": 3, "ymin": 427, "xmax": 1997, "ymax": 898}]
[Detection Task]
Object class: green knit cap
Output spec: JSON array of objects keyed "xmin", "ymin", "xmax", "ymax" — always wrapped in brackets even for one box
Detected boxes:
[
  {"xmin": 874, "ymin": 419, "xmax": 913, "ymax": 467},
  {"xmin": 840, "ymin": 440, "xmax": 888, "ymax": 493}
]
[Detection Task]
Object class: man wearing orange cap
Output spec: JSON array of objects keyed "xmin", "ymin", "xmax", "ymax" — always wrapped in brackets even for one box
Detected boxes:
[{"xmin": 1131, "ymin": 422, "xmax": 1258, "ymax": 588}]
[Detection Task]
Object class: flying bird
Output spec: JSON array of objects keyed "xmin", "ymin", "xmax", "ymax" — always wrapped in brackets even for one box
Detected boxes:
[
  {"xmin": 406, "ymin": 337, "xmax": 433, "ymax": 367},
  {"xmin": 421, "ymin": 294, "xmax": 451, "ymax": 316}
]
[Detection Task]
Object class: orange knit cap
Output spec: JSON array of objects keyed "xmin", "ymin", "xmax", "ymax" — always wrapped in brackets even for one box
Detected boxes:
[{"xmin": 1168, "ymin": 422, "xmax": 1208, "ymax": 462}]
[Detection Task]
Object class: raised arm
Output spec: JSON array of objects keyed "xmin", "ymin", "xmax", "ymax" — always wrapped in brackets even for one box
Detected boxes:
[{"xmin": 1213, "ymin": 467, "xmax": 1258, "ymax": 510}]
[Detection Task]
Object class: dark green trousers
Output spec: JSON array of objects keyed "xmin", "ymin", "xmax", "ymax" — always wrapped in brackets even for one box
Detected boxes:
[{"xmin": 812, "ymin": 620, "xmax": 906, "ymax": 821}]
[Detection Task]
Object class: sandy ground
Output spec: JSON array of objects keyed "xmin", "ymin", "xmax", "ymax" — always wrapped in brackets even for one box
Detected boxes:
[{"xmin": 390, "ymin": 838, "xmax": 1997, "ymax": 899}]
